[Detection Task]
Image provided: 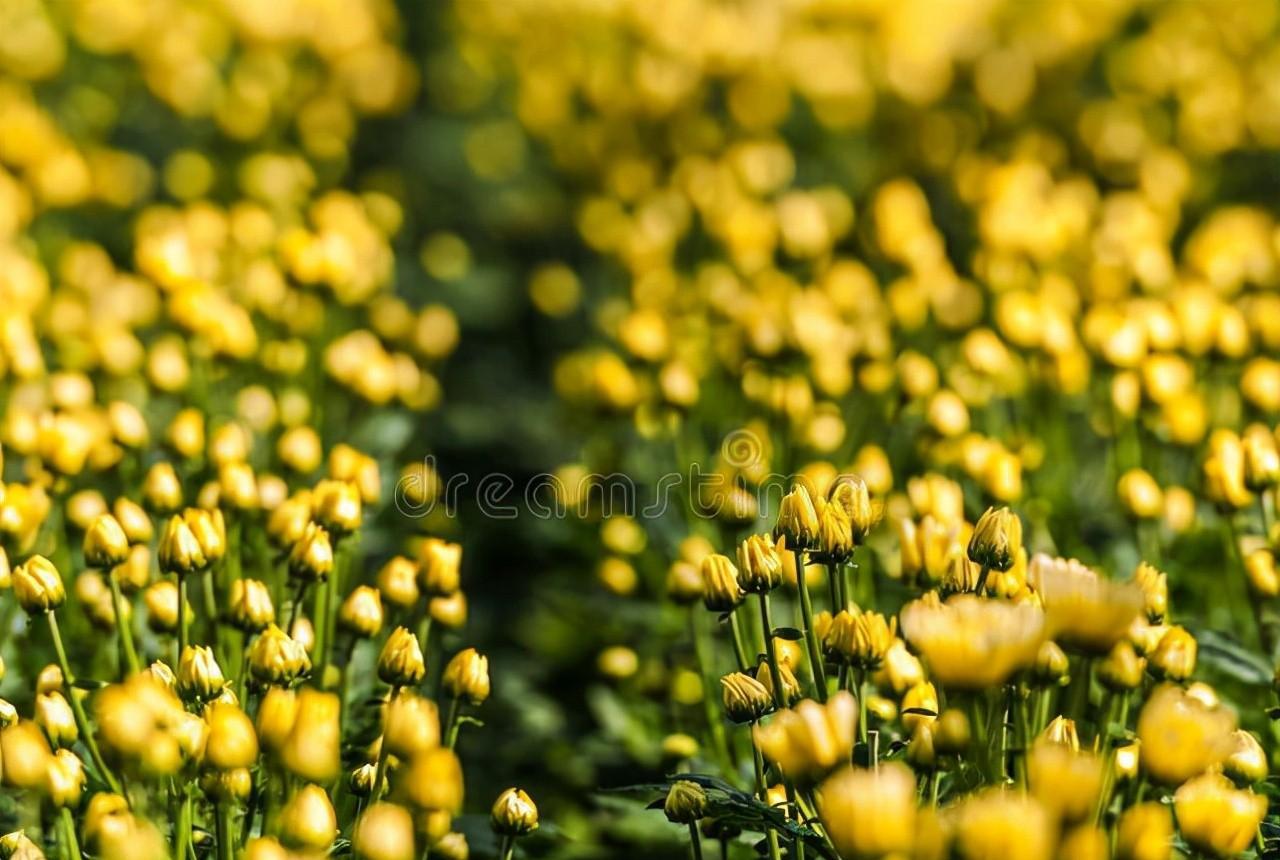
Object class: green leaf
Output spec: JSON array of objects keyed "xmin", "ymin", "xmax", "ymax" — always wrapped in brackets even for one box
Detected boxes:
[
  {"xmin": 1193, "ymin": 628, "xmax": 1272, "ymax": 685},
  {"xmin": 773, "ymin": 627, "xmax": 804, "ymax": 641}
]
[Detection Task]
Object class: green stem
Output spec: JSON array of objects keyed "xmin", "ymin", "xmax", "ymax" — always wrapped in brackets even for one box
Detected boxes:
[
  {"xmin": 444, "ymin": 696, "xmax": 462, "ymax": 749},
  {"xmin": 287, "ymin": 580, "xmax": 309, "ymax": 632},
  {"xmin": 974, "ymin": 563, "xmax": 992, "ymax": 595},
  {"xmin": 60, "ymin": 806, "xmax": 80, "ymax": 860},
  {"xmin": 758, "ymin": 594, "xmax": 786, "ymax": 711},
  {"xmin": 856, "ymin": 668, "xmax": 868, "ymax": 745},
  {"xmin": 690, "ymin": 610, "xmax": 735, "ymax": 779},
  {"xmin": 175, "ymin": 782, "xmax": 193, "ymax": 860},
  {"xmin": 498, "ymin": 836, "xmax": 514, "ymax": 860},
  {"xmin": 784, "ymin": 783, "xmax": 805, "ymax": 860},
  {"xmin": 727, "ymin": 610, "xmax": 751, "ymax": 673},
  {"xmin": 109, "ymin": 575, "xmax": 141, "ymax": 677},
  {"xmin": 750, "ymin": 730, "xmax": 783, "ymax": 860},
  {"xmin": 47, "ymin": 612, "xmax": 122, "ymax": 794},
  {"xmin": 371, "ymin": 685, "xmax": 400, "ymax": 802},
  {"xmin": 688, "ymin": 821, "xmax": 704, "ymax": 860},
  {"xmin": 793, "ymin": 550, "xmax": 827, "ymax": 702},
  {"xmin": 216, "ymin": 800, "xmax": 235, "ymax": 860},
  {"xmin": 177, "ymin": 573, "xmax": 189, "ymax": 661}
]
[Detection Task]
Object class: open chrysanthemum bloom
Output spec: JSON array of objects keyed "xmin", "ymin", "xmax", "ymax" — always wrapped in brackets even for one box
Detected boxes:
[{"xmin": 899, "ymin": 592, "xmax": 1045, "ymax": 690}]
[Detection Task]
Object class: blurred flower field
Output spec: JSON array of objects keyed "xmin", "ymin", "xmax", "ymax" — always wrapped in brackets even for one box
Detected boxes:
[{"xmin": 5, "ymin": 0, "xmax": 1280, "ymax": 858}]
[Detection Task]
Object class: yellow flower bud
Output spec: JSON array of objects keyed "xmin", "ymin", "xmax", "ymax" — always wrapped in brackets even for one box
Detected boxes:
[
  {"xmin": 433, "ymin": 833, "xmax": 469, "ymax": 860},
  {"xmin": 665, "ymin": 560, "xmax": 703, "ymax": 605},
  {"xmin": 1148, "ymin": 625, "xmax": 1196, "ymax": 681},
  {"xmin": 429, "ymin": 591, "xmax": 467, "ymax": 629},
  {"xmin": 35, "ymin": 691, "xmax": 77, "ymax": 748},
  {"xmin": 281, "ymin": 689, "xmax": 341, "ymax": 783},
  {"xmin": 339, "ymin": 585, "xmax": 384, "ymax": 638},
  {"xmin": 267, "ymin": 495, "xmax": 312, "ymax": 548},
  {"xmin": 13, "ymin": 556, "xmax": 65, "ymax": 614},
  {"xmin": 736, "ymin": 534, "xmax": 782, "ymax": 593},
  {"xmin": 84, "ymin": 514, "xmax": 130, "ymax": 568},
  {"xmin": 255, "ymin": 687, "xmax": 299, "ymax": 753},
  {"xmin": 248, "ymin": 624, "xmax": 311, "ymax": 686},
  {"xmin": 203, "ymin": 701, "xmax": 259, "ymax": 770},
  {"xmin": 144, "ymin": 581, "xmax": 182, "ymax": 632},
  {"xmin": 967, "ymin": 506, "xmax": 1022, "ymax": 574},
  {"xmin": 143, "ymin": 462, "xmax": 184, "ymax": 513},
  {"xmin": 288, "ymin": 522, "xmax": 333, "ymax": 582},
  {"xmin": 1098, "ymin": 640, "xmax": 1146, "ymax": 691},
  {"xmin": 378, "ymin": 627, "xmax": 426, "ymax": 687},
  {"xmin": 112, "ymin": 498, "xmax": 153, "ymax": 547},
  {"xmin": 350, "ymin": 763, "xmax": 380, "ymax": 798},
  {"xmin": 442, "ymin": 648, "xmax": 490, "ymax": 705},
  {"xmin": 1174, "ymin": 771, "xmax": 1267, "ymax": 858},
  {"xmin": 1115, "ymin": 802, "xmax": 1171, "ymax": 860},
  {"xmin": 183, "ymin": 508, "xmax": 225, "ymax": 566},
  {"xmin": 167, "ymin": 409, "xmax": 205, "ymax": 460},
  {"xmin": 228, "ymin": 579, "xmax": 275, "ymax": 632},
  {"xmin": 663, "ymin": 780, "xmax": 706, "ymax": 824},
  {"xmin": 353, "ymin": 802, "xmax": 416, "ymax": 860},
  {"xmin": 1031, "ymin": 641, "xmax": 1070, "ymax": 687},
  {"xmin": 721, "ymin": 672, "xmax": 771, "ymax": 723},
  {"xmin": 377, "ymin": 557, "xmax": 420, "ymax": 609},
  {"xmin": 700, "ymin": 554, "xmax": 743, "ymax": 612},
  {"xmin": 404, "ymin": 747, "xmax": 464, "ymax": 813},
  {"xmin": 279, "ymin": 427, "xmax": 323, "ymax": 474},
  {"xmin": 419, "ymin": 538, "xmax": 462, "ymax": 596},
  {"xmin": 752, "ymin": 692, "xmax": 857, "ymax": 785},
  {"xmin": 158, "ymin": 516, "xmax": 205, "ymax": 576},
  {"xmin": 313, "ymin": 479, "xmax": 362, "ymax": 535},
  {"xmin": 279, "ymin": 784, "xmax": 338, "ymax": 851},
  {"xmin": 1, "ymin": 721, "xmax": 53, "ymax": 790},
  {"xmin": 817, "ymin": 763, "xmax": 917, "ymax": 859},
  {"xmin": 490, "ymin": 787, "xmax": 538, "ymax": 837},
  {"xmin": 178, "ymin": 646, "xmax": 226, "ymax": 701},
  {"xmin": 1223, "ymin": 729, "xmax": 1268, "ymax": 785},
  {"xmin": 219, "ymin": 461, "xmax": 259, "ymax": 511},
  {"xmin": 754, "ymin": 659, "xmax": 801, "ymax": 708},
  {"xmin": 1117, "ymin": 469, "xmax": 1163, "ymax": 520},
  {"xmin": 200, "ymin": 767, "xmax": 252, "ymax": 802},
  {"xmin": 382, "ymin": 691, "xmax": 440, "ymax": 759},
  {"xmin": 775, "ymin": 484, "xmax": 820, "ymax": 550},
  {"xmin": 1246, "ymin": 548, "xmax": 1279, "ymax": 597},
  {"xmin": 0, "ymin": 831, "xmax": 45, "ymax": 860},
  {"xmin": 1137, "ymin": 683, "xmax": 1235, "ymax": 786}
]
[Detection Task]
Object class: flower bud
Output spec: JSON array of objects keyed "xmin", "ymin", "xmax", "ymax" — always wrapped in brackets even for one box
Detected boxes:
[
  {"xmin": 144, "ymin": 581, "xmax": 182, "ymax": 632},
  {"xmin": 774, "ymin": 485, "xmax": 820, "ymax": 550},
  {"xmin": 353, "ymin": 802, "xmax": 416, "ymax": 860},
  {"xmin": 13, "ymin": 556, "xmax": 65, "ymax": 614},
  {"xmin": 720, "ymin": 672, "xmax": 771, "ymax": 723},
  {"xmin": 665, "ymin": 560, "xmax": 703, "ymax": 605},
  {"xmin": 35, "ymin": 691, "xmax": 77, "ymax": 748},
  {"xmin": 183, "ymin": 508, "xmax": 225, "ymax": 566},
  {"xmin": 419, "ymin": 538, "xmax": 462, "ymax": 596},
  {"xmin": 377, "ymin": 556, "xmax": 420, "ymax": 608},
  {"xmin": 249, "ymin": 625, "xmax": 311, "ymax": 686},
  {"xmin": 158, "ymin": 516, "xmax": 205, "ymax": 576},
  {"xmin": 433, "ymin": 832, "xmax": 469, "ymax": 860},
  {"xmin": 228, "ymin": 579, "xmax": 275, "ymax": 632},
  {"xmin": 0, "ymin": 831, "xmax": 46, "ymax": 860},
  {"xmin": 1040, "ymin": 716, "xmax": 1080, "ymax": 750},
  {"xmin": 967, "ymin": 506, "xmax": 1022, "ymax": 573},
  {"xmin": 143, "ymin": 462, "xmax": 184, "ymax": 513},
  {"xmin": 383, "ymin": 691, "xmax": 440, "ymax": 758},
  {"xmin": 1223, "ymin": 730, "xmax": 1268, "ymax": 785},
  {"xmin": 700, "ymin": 554, "xmax": 743, "ymax": 612},
  {"xmin": 256, "ymin": 687, "xmax": 299, "ymax": 753},
  {"xmin": 754, "ymin": 659, "xmax": 801, "ymax": 707},
  {"xmin": 219, "ymin": 462, "xmax": 259, "ymax": 511},
  {"xmin": 1174, "ymin": 771, "xmax": 1267, "ymax": 858},
  {"xmin": 289, "ymin": 522, "xmax": 333, "ymax": 582},
  {"xmin": 1, "ymin": 721, "xmax": 53, "ymax": 790},
  {"xmin": 815, "ymin": 504, "xmax": 854, "ymax": 564},
  {"xmin": 429, "ymin": 592, "xmax": 467, "ymax": 629},
  {"xmin": 178, "ymin": 646, "xmax": 226, "ymax": 702},
  {"xmin": 1098, "ymin": 640, "xmax": 1146, "ymax": 691},
  {"xmin": 1032, "ymin": 641, "xmax": 1070, "ymax": 687},
  {"xmin": 201, "ymin": 767, "xmax": 252, "ymax": 802},
  {"xmin": 737, "ymin": 534, "xmax": 782, "ymax": 593},
  {"xmin": 313, "ymin": 479, "xmax": 362, "ymax": 535},
  {"xmin": 84, "ymin": 514, "xmax": 130, "ymax": 568},
  {"xmin": 267, "ymin": 495, "xmax": 312, "ymax": 548},
  {"xmin": 279, "ymin": 784, "xmax": 338, "ymax": 851},
  {"xmin": 114, "ymin": 544, "xmax": 151, "ymax": 592},
  {"xmin": 339, "ymin": 586, "xmax": 384, "ymax": 638},
  {"xmin": 442, "ymin": 648, "xmax": 490, "ymax": 705},
  {"xmin": 350, "ymin": 763, "xmax": 379, "ymax": 798},
  {"xmin": 1117, "ymin": 469, "xmax": 1164, "ymax": 520},
  {"xmin": 404, "ymin": 747, "xmax": 464, "ymax": 813},
  {"xmin": 1245, "ymin": 548, "xmax": 1279, "ymax": 598},
  {"xmin": 664, "ymin": 780, "xmax": 707, "ymax": 824},
  {"xmin": 203, "ymin": 701, "xmax": 259, "ymax": 770},
  {"xmin": 490, "ymin": 788, "xmax": 538, "ymax": 837},
  {"xmin": 1116, "ymin": 802, "xmax": 1171, "ymax": 860},
  {"xmin": 378, "ymin": 627, "xmax": 426, "ymax": 687},
  {"xmin": 281, "ymin": 689, "xmax": 340, "ymax": 783},
  {"xmin": 113, "ymin": 498, "xmax": 153, "ymax": 545},
  {"xmin": 46, "ymin": 749, "xmax": 84, "ymax": 808},
  {"xmin": 1133, "ymin": 562, "xmax": 1168, "ymax": 622},
  {"xmin": 906, "ymin": 724, "xmax": 936, "ymax": 769},
  {"xmin": 1148, "ymin": 626, "xmax": 1196, "ymax": 681},
  {"xmin": 167, "ymin": 409, "xmax": 205, "ymax": 460}
]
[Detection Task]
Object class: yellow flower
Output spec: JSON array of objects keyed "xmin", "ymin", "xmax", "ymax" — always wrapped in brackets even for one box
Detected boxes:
[
  {"xmin": 280, "ymin": 689, "xmax": 341, "ymax": 784},
  {"xmin": 1174, "ymin": 771, "xmax": 1267, "ymax": 858},
  {"xmin": 442, "ymin": 648, "xmax": 490, "ymax": 705},
  {"xmin": 700, "ymin": 554, "xmax": 743, "ymax": 612},
  {"xmin": 84, "ymin": 513, "xmax": 130, "ymax": 568},
  {"xmin": 721, "ymin": 672, "xmax": 771, "ymax": 723},
  {"xmin": 382, "ymin": 690, "xmax": 440, "ymax": 758},
  {"xmin": 1115, "ymin": 802, "xmax": 1172, "ymax": 860},
  {"xmin": 1136, "ymin": 683, "xmax": 1235, "ymax": 785},
  {"xmin": 352, "ymin": 802, "xmax": 416, "ymax": 860},
  {"xmin": 967, "ymin": 506, "xmax": 1022, "ymax": 575},
  {"xmin": 775, "ymin": 484, "xmax": 821, "ymax": 550},
  {"xmin": 1027, "ymin": 741, "xmax": 1104, "ymax": 823},
  {"xmin": 279, "ymin": 784, "xmax": 338, "ymax": 852},
  {"xmin": 418, "ymin": 537, "xmax": 462, "ymax": 596},
  {"xmin": 1147, "ymin": 625, "xmax": 1197, "ymax": 681},
  {"xmin": 950, "ymin": 788, "xmax": 1053, "ymax": 860},
  {"xmin": 490, "ymin": 787, "xmax": 538, "ymax": 837},
  {"xmin": 228, "ymin": 579, "xmax": 275, "ymax": 633},
  {"xmin": 898, "ymin": 593, "xmax": 1044, "ymax": 689},
  {"xmin": 751, "ymin": 691, "xmax": 856, "ymax": 785},
  {"xmin": 1117, "ymin": 469, "xmax": 1163, "ymax": 519},
  {"xmin": 737, "ymin": 533, "xmax": 783, "ymax": 593},
  {"xmin": 817, "ymin": 763, "xmax": 916, "ymax": 859},
  {"xmin": 1027, "ymin": 553, "xmax": 1143, "ymax": 653},
  {"xmin": 13, "ymin": 555, "xmax": 65, "ymax": 614},
  {"xmin": 203, "ymin": 701, "xmax": 259, "ymax": 770},
  {"xmin": 339, "ymin": 585, "xmax": 385, "ymax": 639},
  {"xmin": 1223, "ymin": 729, "xmax": 1268, "ymax": 785},
  {"xmin": 378, "ymin": 627, "xmax": 426, "ymax": 687},
  {"xmin": 663, "ymin": 780, "xmax": 707, "ymax": 824}
]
